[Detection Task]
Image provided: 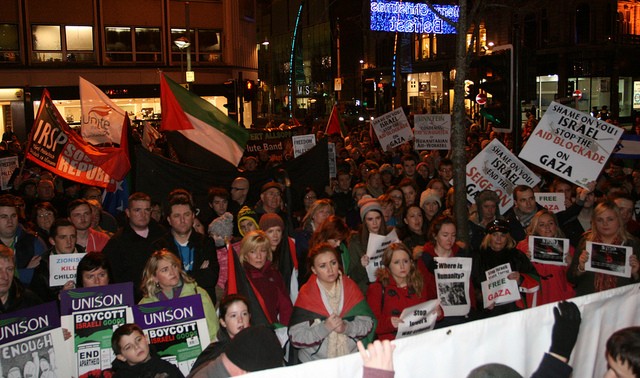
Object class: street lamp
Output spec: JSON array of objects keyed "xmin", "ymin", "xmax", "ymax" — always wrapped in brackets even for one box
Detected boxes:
[{"xmin": 174, "ymin": 37, "xmax": 191, "ymax": 84}]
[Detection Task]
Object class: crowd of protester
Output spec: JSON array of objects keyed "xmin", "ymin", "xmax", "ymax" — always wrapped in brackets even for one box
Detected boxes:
[{"xmin": 0, "ymin": 114, "xmax": 639, "ymax": 377}]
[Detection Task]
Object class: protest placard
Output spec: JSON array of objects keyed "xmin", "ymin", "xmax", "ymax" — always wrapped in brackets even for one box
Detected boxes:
[
  {"xmin": 371, "ymin": 108, "xmax": 413, "ymax": 151},
  {"xmin": 60, "ymin": 282, "xmax": 135, "ymax": 377},
  {"xmin": 134, "ymin": 295, "xmax": 210, "ymax": 376},
  {"xmin": 519, "ymin": 101, "xmax": 624, "ymax": 189},
  {"xmin": 534, "ymin": 192, "xmax": 566, "ymax": 213},
  {"xmin": 586, "ymin": 241, "xmax": 632, "ymax": 278},
  {"xmin": 0, "ymin": 301, "xmax": 73, "ymax": 378},
  {"xmin": 0, "ymin": 155, "xmax": 19, "ymax": 190},
  {"xmin": 466, "ymin": 139, "xmax": 540, "ymax": 214},
  {"xmin": 481, "ymin": 263, "xmax": 520, "ymax": 308},
  {"xmin": 49, "ymin": 252, "xmax": 85, "ymax": 287},
  {"xmin": 292, "ymin": 134, "xmax": 316, "ymax": 158},
  {"xmin": 529, "ymin": 236, "xmax": 569, "ymax": 266},
  {"xmin": 434, "ymin": 257, "xmax": 472, "ymax": 316},
  {"xmin": 396, "ymin": 299, "xmax": 440, "ymax": 339},
  {"xmin": 414, "ymin": 114, "xmax": 451, "ymax": 150},
  {"xmin": 328, "ymin": 142, "xmax": 337, "ymax": 178},
  {"xmin": 365, "ymin": 230, "xmax": 399, "ymax": 282}
]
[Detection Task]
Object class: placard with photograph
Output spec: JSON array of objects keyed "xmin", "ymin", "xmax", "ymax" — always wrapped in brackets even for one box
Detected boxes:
[
  {"xmin": 529, "ymin": 236, "xmax": 569, "ymax": 266},
  {"xmin": 586, "ymin": 241, "xmax": 632, "ymax": 278}
]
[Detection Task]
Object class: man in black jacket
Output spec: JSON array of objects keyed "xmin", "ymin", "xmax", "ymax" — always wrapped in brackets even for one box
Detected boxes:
[
  {"xmin": 103, "ymin": 192, "xmax": 166, "ymax": 301},
  {"xmin": 153, "ymin": 196, "xmax": 219, "ymax": 302}
]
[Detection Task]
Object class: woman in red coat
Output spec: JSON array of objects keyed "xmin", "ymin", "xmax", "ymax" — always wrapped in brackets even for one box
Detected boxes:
[{"xmin": 366, "ymin": 242, "xmax": 427, "ymax": 340}]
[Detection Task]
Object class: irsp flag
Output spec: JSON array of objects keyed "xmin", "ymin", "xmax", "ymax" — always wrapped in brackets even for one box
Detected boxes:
[
  {"xmin": 160, "ymin": 74, "xmax": 249, "ymax": 166},
  {"xmin": 26, "ymin": 90, "xmax": 130, "ymax": 190},
  {"xmin": 79, "ymin": 76, "xmax": 126, "ymax": 145}
]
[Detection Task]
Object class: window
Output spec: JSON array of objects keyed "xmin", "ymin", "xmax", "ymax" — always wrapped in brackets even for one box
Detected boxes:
[
  {"xmin": 105, "ymin": 27, "xmax": 161, "ymax": 63},
  {"xmin": 0, "ymin": 24, "xmax": 20, "ymax": 63},
  {"xmin": 32, "ymin": 25, "xmax": 95, "ymax": 63},
  {"xmin": 575, "ymin": 4, "xmax": 591, "ymax": 44},
  {"xmin": 171, "ymin": 28, "xmax": 222, "ymax": 65}
]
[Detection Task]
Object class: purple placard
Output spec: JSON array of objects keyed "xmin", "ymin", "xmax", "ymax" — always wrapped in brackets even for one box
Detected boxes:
[
  {"xmin": 59, "ymin": 282, "xmax": 135, "ymax": 315},
  {"xmin": 0, "ymin": 301, "xmax": 60, "ymax": 344},
  {"xmin": 134, "ymin": 295, "xmax": 206, "ymax": 328}
]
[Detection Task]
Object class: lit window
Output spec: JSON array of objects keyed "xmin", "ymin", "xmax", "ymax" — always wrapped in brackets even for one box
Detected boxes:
[{"xmin": 0, "ymin": 24, "xmax": 20, "ymax": 63}]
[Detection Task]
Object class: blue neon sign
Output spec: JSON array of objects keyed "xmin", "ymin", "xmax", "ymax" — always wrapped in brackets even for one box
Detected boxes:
[{"xmin": 370, "ymin": 1, "xmax": 459, "ymax": 34}]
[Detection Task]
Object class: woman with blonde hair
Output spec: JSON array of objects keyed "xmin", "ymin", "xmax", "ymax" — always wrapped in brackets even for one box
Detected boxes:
[
  {"xmin": 238, "ymin": 230, "xmax": 293, "ymax": 325},
  {"xmin": 568, "ymin": 201, "xmax": 640, "ymax": 296},
  {"xmin": 516, "ymin": 209, "xmax": 575, "ymax": 305},
  {"xmin": 366, "ymin": 242, "xmax": 427, "ymax": 340},
  {"xmin": 140, "ymin": 249, "xmax": 218, "ymax": 341}
]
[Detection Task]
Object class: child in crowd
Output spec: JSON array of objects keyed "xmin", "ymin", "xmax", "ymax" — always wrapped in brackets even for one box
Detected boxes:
[{"xmin": 111, "ymin": 323, "xmax": 184, "ymax": 378}]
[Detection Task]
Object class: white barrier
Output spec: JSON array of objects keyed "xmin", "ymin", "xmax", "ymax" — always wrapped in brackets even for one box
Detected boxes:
[{"xmin": 248, "ymin": 283, "xmax": 640, "ymax": 378}]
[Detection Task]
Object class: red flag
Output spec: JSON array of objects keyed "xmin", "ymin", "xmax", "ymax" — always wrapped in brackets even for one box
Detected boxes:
[
  {"xmin": 26, "ymin": 90, "xmax": 130, "ymax": 190},
  {"xmin": 325, "ymin": 105, "xmax": 346, "ymax": 137},
  {"xmin": 291, "ymin": 117, "xmax": 301, "ymax": 126}
]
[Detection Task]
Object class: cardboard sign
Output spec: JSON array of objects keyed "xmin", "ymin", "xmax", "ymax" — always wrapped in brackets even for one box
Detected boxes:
[
  {"xmin": 434, "ymin": 257, "xmax": 472, "ymax": 317},
  {"xmin": 49, "ymin": 252, "xmax": 85, "ymax": 287},
  {"xmin": 414, "ymin": 114, "xmax": 451, "ymax": 150},
  {"xmin": 0, "ymin": 302, "xmax": 72, "ymax": 378},
  {"xmin": 534, "ymin": 192, "xmax": 566, "ymax": 213},
  {"xmin": 481, "ymin": 263, "xmax": 520, "ymax": 307},
  {"xmin": 0, "ymin": 155, "xmax": 19, "ymax": 190},
  {"xmin": 466, "ymin": 139, "xmax": 540, "ymax": 214},
  {"xmin": 519, "ymin": 101, "xmax": 624, "ymax": 188},
  {"xmin": 371, "ymin": 108, "xmax": 413, "ymax": 151},
  {"xmin": 396, "ymin": 299, "xmax": 440, "ymax": 339},
  {"xmin": 134, "ymin": 295, "xmax": 211, "ymax": 376},
  {"xmin": 365, "ymin": 230, "xmax": 399, "ymax": 282},
  {"xmin": 60, "ymin": 282, "xmax": 135, "ymax": 378},
  {"xmin": 529, "ymin": 236, "xmax": 569, "ymax": 266},
  {"xmin": 586, "ymin": 242, "xmax": 632, "ymax": 278},
  {"xmin": 292, "ymin": 134, "xmax": 316, "ymax": 158}
]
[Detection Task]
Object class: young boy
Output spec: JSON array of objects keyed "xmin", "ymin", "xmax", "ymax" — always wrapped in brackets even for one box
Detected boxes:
[
  {"xmin": 605, "ymin": 327, "xmax": 640, "ymax": 378},
  {"xmin": 111, "ymin": 323, "xmax": 184, "ymax": 378}
]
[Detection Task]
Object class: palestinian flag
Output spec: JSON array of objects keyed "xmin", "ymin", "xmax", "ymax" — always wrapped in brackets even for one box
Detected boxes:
[
  {"xmin": 325, "ymin": 104, "xmax": 347, "ymax": 138},
  {"xmin": 290, "ymin": 274, "xmax": 376, "ymax": 347},
  {"xmin": 160, "ymin": 74, "xmax": 249, "ymax": 166}
]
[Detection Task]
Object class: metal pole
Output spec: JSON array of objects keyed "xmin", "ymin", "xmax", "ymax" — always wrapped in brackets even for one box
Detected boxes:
[
  {"xmin": 185, "ymin": 1, "xmax": 192, "ymax": 88},
  {"xmin": 336, "ymin": 19, "xmax": 341, "ymax": 102}
]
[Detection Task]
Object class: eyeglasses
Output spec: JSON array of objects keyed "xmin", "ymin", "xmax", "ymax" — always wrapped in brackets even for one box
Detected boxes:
[
  {"xmin": 304, "ymin": 195, "xmax": 317, "ymax": 200},
  {"xmin": 231, "ymin": 187, "xmax": 247, "ymax": 191},
  {"xmin": 38, "ymin": 212, "xmax": 53, "ymax": 218}
]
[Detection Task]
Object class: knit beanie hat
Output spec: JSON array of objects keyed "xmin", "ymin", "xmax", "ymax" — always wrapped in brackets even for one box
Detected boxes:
[
  {"xmin": 420, "ymin": 188, "xmax": 442, "ymax": 209},
  {"xmin": 259, "ymin": 213, "xmax": 284, "ymax": 231},
  {"xmin": 358, "ymin": 197, "xmax": 383, "ymax": 221},
  {"xmin": 237, "ymin": 206, "xmax": 259, "ymax": 237},
  {"xmin": 224, "ymin": 326, "xmax": 284, "ymax": 372}
]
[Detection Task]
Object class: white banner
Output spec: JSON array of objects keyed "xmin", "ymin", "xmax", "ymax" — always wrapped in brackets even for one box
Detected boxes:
[
  {"xmin": 529, "ymin": 236, "xmax": 569, "ymax": 266},
  {"xmin": 365, "ymin": 230, "xmax": 399, "ymax": 282},
  {"xmin": 0, "ymin": 155, "xmax": 19, "ymax": 190},
  {"xmin": 49, "ymin": 252, "xmax": 85, "ymax": 287},
  {"xmin": 481, "ymin": 263, "xmax": 520, "ymax": 307},
  {"xmin": 519, "ymin": 101, "xmax": 624, "ymax": 189},
  {"xmin": 79, "ymin": 76, "xmax": 126, "ymax": 145},
  {"xmin": 586, "ymin": 242, "xmax": 632, "ymax": 278},
  {"xmin": 466, "ymin": 139, "xmax": 540, "ymax": 214},
  {"xmin": 534, "ymin": 192, "xmax": 565, "ymax": 213},
  {"xmin": 292, "ymin": 134, "xmax": 316, "ymax": 158},
  {"xmin": 434, "ymin": 257, "xmax": 472, "ymax": 316},
  {"xmin": 328, "ymin": 142, "xmax": 337, "ymax": 178},
  {"xmin": 396, "ymin": 299, "xmax": 440, "ymax": 339},
  {"xmin": 371, "ymin": 108, "xmax": 413, "ymax": 151},
  {"xmin": 247, "ymin": 284, "xmax": 640, "ymax": 378},
  {"xmin": 413, "ymin": 114, "xmax": 451, "ymax": 150}
]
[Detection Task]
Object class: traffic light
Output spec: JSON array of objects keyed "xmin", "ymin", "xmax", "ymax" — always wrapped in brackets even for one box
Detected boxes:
[
  {"xmin": 478, "ymin": 48, "xmax": 512, "ymax": 131},
  {"xmin": 223, "ymin": 79, "xmax": 237, "ymax": 121},
  {"xmin": 243, "ymin": 79, "xmax": 257, "ymax": 102}
]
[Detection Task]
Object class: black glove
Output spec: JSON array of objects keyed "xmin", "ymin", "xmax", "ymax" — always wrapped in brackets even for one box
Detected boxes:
[
  {"xmin": 423, "ymin": 255, "xmax": 438, "ymax": 273},
  {"xmin": 549, "ymin": 301, "xmax": 582, "ymax": 359}
]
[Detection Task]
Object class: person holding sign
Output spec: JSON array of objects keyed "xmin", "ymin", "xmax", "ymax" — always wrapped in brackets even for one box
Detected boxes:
[
  {"xmin": 140, "ymin": 249, "xmax": 219, "ymax": 342},
  {"xmin": 568, "ymin": 201, "xmax": 640, "ymax": 296},
  {"xmin": 348, "ymin": 198, "xmax": 394, "ymax": 294},
  {"xmin": 418, "ymin": 215, "xmax": 475, "ymax": 326},
  {"xmin": 289, "ymin": 243, "xmax": 375, "ymax": 363},
  {"xmin": 366, "ymin": 242, "xmax": 427, "ymax": 340},
  {"xmin": 474, "ymin": 220, "xmax": 540, "ymax": 317},
  {"xmin": 516, "ymin": 209, "xmax": 575, "ymax": 306}
]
